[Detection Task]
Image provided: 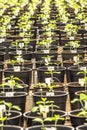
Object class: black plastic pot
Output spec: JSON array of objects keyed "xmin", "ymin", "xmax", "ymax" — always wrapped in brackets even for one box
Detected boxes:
[
  {"xmin": 9, "ymin": 51, "xmax": 33, "ymax": 61},
  {"xmin": 33, "ymin": 91, "xmax": 68, "ymax": 111},
  {"xmin": 75, "ymin": 90, "xmax": 86, "ymax": 109},
  {"xmin": 76, "ymin": 125, "xmax": 87, "ymax": 130},
  {"xmin": 62, "ymin": 50, "xmax": 84, "ymax": 61},
  {"xmin": 63, "ymin": 45, "xmax": 85, "ymax": 51},
  {"xmin": 63, "ymin": 60, "xmax": 74, "ymax": 68},
  {"xmin": 67, "ymin": 65, "xmax": 86, "ymax": 82},
  {"xmin": 4, "ymin": 67, "xmax": 32, "ymax": 87},
  {"xmin": 0, "ymin": 69, "xmax": 3, "ymax": 84},
  {"xmin": 34, "ymin": 51, "xmax": 58, "ymax": 61},
  {"xmin": 23, "ymin": 109, "xmax": 67, "ymax": 127},
  {"xmin": 69, "ymin": 109, "xmax": 87, "ymax": 127},
  {"xmin": 25, "ymin": 125, "xmax": 74, "ymax": 130},
  {"xmin": 0, "ymin": 125, "xmax": 23, "ymax": 130},
  {"xmin": 0, "ymin": 46, "xmax": 6, "ymax": 51},
  {"xmin": 4, "ymin": 110, "xmax": 22, "ymax": 125},
  {"xmin": 63, "ymin": 60, "xmax": 87, "ymax": 67},
  {"xmin": 0, "ymin": 51, "xmax": 6, "ymax": 61},
  {"xmin": 35, "ymin": 60, "xmax": 61, "ymax": 68},
  {"xmin": 0, "ymin": 39, "xmax": 12, "ymax": 60},
  {"xmin": 0, "ymin": 61, "xmax": 4, "ymax": 69},
  {"xmin": 0, "ymin": 92, "xmax": 27, "ymax": 114},
  {"xmin": 67, "ymin": 82, "xmax": 84, "ymax": 110},
  {"xmin": 6, "ymin": 60, "xmax": 33, "ymax": 69},
  {"xmin": 37, "ymin": 66, "xmax": 66, "ymax": 83}
]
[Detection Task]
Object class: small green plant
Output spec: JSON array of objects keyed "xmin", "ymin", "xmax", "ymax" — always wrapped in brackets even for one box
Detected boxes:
[
  {"xmin": 65, "ymin": 23, "xmax": 79, "ymax": 38},
  {"xmin": 0, "ymin": 75, "xmax": 23, "ymax": 93},
  {"xmin": 7, "ymin": 56, "xmax": 25, "ymax": 70},
  {"xmin": 32, "ymin": 97, "xmax": 64, "ymax": 130},
  {"xmin": 72, "ymin": 93, "xmax": 87, "ymax": 122},
  {"xmin": 42, "ymin": 55, "xmax": 61, "ymax": 67},
  {"xmin": 73, "ymin": 54, "xmax": 82, "ymax": 67},
  {"xmin": 39, "ymin": 38, "xmax": 53, "ymax": 51},
  {"xmin": 31, "ymin": 82, "xmax": 61, "ymax": 95},
  {"xmin": 45, "ymin": 68, "xmax": 61, "ymax": 85},
  {"xmin": 77, "ymin": 68, "xmax": 87, "ymax": 93},
  {"xmin": 7, "ymin": 59, "xmax": 18, "ymax": 68},
  {"xmin": 11, "ymin": 40, "xmax": 20, "ymax": 52},
  {"xmin": 0, "ymin": 100, "xmax": 21, "ymax": 130},
  {"xmin": 65, "ymin": 41, "xmax": 80, "ymax": 51}
]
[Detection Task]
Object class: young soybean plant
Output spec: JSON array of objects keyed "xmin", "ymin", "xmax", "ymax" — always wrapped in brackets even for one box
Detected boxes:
[
  {"xmin": 77, "ymin": 68, "xmax": 87, "ymax": 93},
  {"xmin": 32, "ymin": 97, "xmax": 64, "ymax": 130},
  {"xmin": 0, "ymin": 75, "xmax": 23, "ymax": 94},
  {"xmin": 71, "ymin": 93, "xmax": 87, "ymax": 121},
  {"xmin": 0, "ymin": 100, "xmax": 21, "ymax": 130}
]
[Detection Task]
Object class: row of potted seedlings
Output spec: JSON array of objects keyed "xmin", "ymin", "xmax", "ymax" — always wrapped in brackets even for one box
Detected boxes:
[
  {"xmin": 0, "ymin": 0, "xmax": 87, "ymax": 130},
  {"xmin": 0, "ymin": 29, "xmax": 87, "ymax": 130},
  {"xmin": 0, "ymin": 70, "xmax": 87, "ymax": 130}
]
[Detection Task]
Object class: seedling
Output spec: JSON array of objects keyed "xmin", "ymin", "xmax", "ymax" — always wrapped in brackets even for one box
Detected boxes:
[
  {"xmin": 45, "ymin": 68, "xmax": 61, "ymax": 85},
  {"xmin": 0, "ymin": 75, "xmax": 23, "ymax": 93},
  {"xmin": 65, "ymin": 41, "xmax": 80, "ymax": 51},
  {"xmin": 32, "ymin": 97, "xmax": 64, "ymax": 130},
  {"xmin": 0, "ymin": 100, "xmax": 21, "ymax": 130},
  {"xmin": 77, "ymin": 68, "xmax": 87, "ymax": 93},
  {"xmin": 72, "ymin": 93, "xmax": 87, "ymax": 122},
  {"xmin": 42, "ymin": 55, "xmax": 61, "ymax": 67},
  {"xmin": 65, "ymin": 23, "xmax": 79, "ymax": 39},
  {"xmin": 11, "ymin": 40, "xmax": 20, "ymax": 53},
  {"xmin": 8, "ymin": 56, "xmax": 25, "ymax": 70}
]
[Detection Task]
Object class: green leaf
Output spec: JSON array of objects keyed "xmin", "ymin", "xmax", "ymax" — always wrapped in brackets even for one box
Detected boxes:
[
  {"xmin": 85, "ymin": 77, "xmax": 87, "ymax": 82},
  {"xmin": 0, "ymin": 101, "xmax": 4, "ymax": 104},
  {"xmin": 44, "ymin": 117, "xmax": 52, "ymax": 122},
  {"xmin": 80, "ymin": 93, "xmax": 87, "ymax": 101},
  {"xmin": 33, "ymin": 118, "xmax": 43, "ymax": 123},
  {"xmin": 36, "ymin": 101, "xmax": 44, "ymax": 105},
  {"xmin": 12, "ymin": 105, "xmax": 21, "ymax": 111},
  {"xmin": 16, "ymin": 84, "xmax": 23, "ymax": 88},
  {"xmin": 0, "ymin": 117, "xmax": 6, "ymax": 121},
  {"xmin": 5, "ymin": 102, "xmax": 12, "ymax": 108},
  {"xmin": 77, "ymin": 109, "xmax": 87, "ymax": 116},
  {"xmin": 32, "ymin": 106, "xmax": 38, "ymax": 112}
]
